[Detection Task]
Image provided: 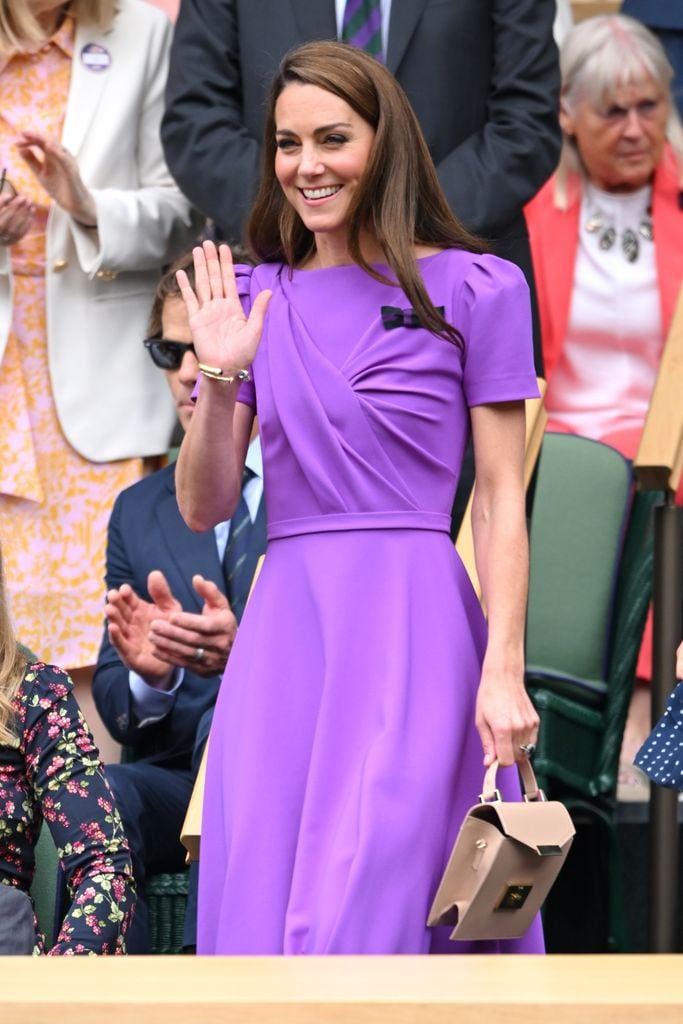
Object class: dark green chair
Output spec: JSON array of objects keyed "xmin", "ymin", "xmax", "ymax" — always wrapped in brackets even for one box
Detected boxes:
[
  {"xmin": 525, "ymin": 433, "xmax": 661, "ymax": 950},
  {"xmin": 30, "ymin": 826, "xmax": 61, "ymax": 949},
  {"xmin": 147, "ymin": 870, "xmax": 190, "ymax": 954},
  {"xmin": 119, "ymin": 745, "xmax": 190, "ymax": 954}
]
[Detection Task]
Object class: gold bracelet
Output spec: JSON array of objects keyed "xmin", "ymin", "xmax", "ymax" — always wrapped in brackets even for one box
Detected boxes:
[{"xmin": 198, "ymin": 363, "xmax": 251, "ymax": 384}]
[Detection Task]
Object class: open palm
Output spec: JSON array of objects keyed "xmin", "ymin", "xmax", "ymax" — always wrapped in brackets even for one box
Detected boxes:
[{"xmin": 177, "ymin": 240, "xmax": 271, "ymax": 372}]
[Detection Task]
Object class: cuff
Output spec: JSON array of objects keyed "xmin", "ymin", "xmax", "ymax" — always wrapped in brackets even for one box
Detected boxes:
[{"xmin": 129, "ymin": 667, "xmax": 184, "ymax": 726}]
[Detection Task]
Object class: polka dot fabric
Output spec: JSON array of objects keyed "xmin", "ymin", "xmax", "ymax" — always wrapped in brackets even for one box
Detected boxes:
[{"xmin": 634, "ymin": 680, "xmax": 683, "ymax": 790}]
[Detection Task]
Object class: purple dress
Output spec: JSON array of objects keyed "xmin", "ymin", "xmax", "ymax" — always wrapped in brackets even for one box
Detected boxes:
[{"xmin": 197, "ymin": 249, "xmax": 543, "ymax": 954}]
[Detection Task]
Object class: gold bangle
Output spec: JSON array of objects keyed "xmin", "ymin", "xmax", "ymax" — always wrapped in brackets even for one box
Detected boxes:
[{"xmin": 198, "ymin": 364, "xmax": 251, "ymax": 384}]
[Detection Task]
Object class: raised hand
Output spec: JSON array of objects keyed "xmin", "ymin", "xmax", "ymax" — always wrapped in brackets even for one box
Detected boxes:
[
  {"xmin": 176, "ymin": 239, "xmax": 271, "ymax": 375},
  {"xmin": 16, "ymin": 131, "xmax": 97, "ymax": 226}
]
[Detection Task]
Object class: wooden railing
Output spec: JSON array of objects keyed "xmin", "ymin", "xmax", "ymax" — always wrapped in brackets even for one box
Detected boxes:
[{"xmin": 6, "ymin": 955, "xmax": 683, "ymax": 1023}]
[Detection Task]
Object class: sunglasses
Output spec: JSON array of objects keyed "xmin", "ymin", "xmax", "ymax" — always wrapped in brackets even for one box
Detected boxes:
[{"xmin": 144, "ymin": 337, "xmax": 195, "ymax": 369}]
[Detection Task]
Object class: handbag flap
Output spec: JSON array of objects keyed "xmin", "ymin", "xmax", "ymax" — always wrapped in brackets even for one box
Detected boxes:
[{"xmin": 471, "ymin": 799, "xmax": 575, "ymax": 854}]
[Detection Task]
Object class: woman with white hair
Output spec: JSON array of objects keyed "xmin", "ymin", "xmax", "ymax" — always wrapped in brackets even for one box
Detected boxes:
[{"xmin": 525, "ymin": 13, "xmax": 683, "ymax": 779}]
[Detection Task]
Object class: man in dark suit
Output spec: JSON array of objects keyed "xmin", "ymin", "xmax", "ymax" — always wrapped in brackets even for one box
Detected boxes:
[
  {"xmin": 622, "ymin": 0, "xmax": 683, "ymax": 117},
  {"xmin": 161, "ymin": 0, "xmax": 561, "ymax": 371},
  {"xmin": 93, "ymin": 252, "xmax": 266, "ymax": 952}
]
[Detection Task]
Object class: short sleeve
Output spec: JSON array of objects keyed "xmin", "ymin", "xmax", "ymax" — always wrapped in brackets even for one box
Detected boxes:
[
  {"xmin": 235, "ymin": 264, "xmax": 256, "ymax": 408},
  {"xmin": 458, "ymin": 254, "xmax": 540, "ymax": 408}
]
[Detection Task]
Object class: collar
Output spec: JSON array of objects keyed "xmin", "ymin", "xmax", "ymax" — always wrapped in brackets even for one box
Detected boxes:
[
  {"xmin": 245, "ymin": 435, "xmax": 263, "ymax": 479},
  {"xmin": 0, "ymin": 12, "xmax": 74, "ymax": 74},
  {"xmin": 52, "ymin": 13, "xmax": 76, "ymax": 61}
]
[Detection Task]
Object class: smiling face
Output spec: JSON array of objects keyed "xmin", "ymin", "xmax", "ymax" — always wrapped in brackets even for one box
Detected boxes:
[
  {"xmin": 274, "ymin": 82, "xmax": 376, "ymax": 264},
  {"xmin": 561, "ymin": 74, "xmax": 669, "ymax": 193},
  {"xmin": 160, "ymin": 296, "xmax": 198, "ymax": 433}
]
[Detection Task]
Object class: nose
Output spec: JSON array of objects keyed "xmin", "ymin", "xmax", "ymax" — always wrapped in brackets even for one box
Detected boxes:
[
  {"xmin": 179, "ymin": 348, "xmax": 199, "ymax": 385},
  {"xmin": 622, "ymin": 107, "xmax": 645, "ymax": 140},
  {"xmin": 298, "ymin": 144, "xmax": 324, "ymax": 178}
]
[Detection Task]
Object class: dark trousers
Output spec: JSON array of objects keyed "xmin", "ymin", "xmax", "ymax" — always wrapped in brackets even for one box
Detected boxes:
[{"xmin": 106, "ymin": 762, "xmax": 194, "ymax": 954}]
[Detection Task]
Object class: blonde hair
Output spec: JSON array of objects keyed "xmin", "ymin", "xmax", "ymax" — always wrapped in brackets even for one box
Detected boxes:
[
  {"xmin": 555, "ymin": 14, "xmax": 683, "ymax": 206},
  {"xmin": 0, "ymin": 1, "xmax": 116, "ymax": 54},
  {"xmin": 0, "ymin": 544, "xmax": 29, "ymax": 746}
]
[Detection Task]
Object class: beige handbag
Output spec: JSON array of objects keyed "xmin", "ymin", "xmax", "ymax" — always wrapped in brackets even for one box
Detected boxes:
[{"xmin": 428, "ymin": 756, "xmax": 574, "ymax": 941}]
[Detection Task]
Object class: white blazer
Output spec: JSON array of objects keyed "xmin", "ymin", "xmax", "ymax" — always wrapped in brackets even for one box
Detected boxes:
[{"xmin": 0, "ymin": 0, "xmax": 201, "ymax": 462}]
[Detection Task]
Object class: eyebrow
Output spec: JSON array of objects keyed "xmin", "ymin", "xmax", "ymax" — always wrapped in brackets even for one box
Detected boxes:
[{"xmin": 275, "ymin": 121, "xmax": 353, "ymax": 136}]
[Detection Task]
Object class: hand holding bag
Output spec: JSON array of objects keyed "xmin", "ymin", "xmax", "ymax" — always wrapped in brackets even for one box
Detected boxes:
[{"xmin": 428, "ymin": 756, "xmax": 575, "ymax": 941}]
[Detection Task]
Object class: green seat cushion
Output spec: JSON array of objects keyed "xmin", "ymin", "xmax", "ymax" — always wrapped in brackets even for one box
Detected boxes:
[{"xmin": 526, "ymin": 434, "xmax": 632, "ymax": 706}]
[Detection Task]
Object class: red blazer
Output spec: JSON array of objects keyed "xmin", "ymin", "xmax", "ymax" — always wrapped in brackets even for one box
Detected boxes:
[{"xmin": 525, "ymin": 145, "xmax": 683, "ymax": 381}]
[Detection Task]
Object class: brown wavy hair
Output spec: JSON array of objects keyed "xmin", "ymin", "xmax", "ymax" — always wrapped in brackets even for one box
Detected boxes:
[
  {"xmin": 0, "ymin": 543, "xmax": 29, "ymax": 745},
  {"xmin": 247, "ymin": 41, "xmax": 484, "ymax": 345}
]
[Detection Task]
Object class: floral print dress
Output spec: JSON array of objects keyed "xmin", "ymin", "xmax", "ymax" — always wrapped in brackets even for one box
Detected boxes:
[{"xmin": 0, "ymin": 662, "xmax": 135, "ymax": 954}]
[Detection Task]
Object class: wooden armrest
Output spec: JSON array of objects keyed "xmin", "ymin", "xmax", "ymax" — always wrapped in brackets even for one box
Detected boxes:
[
  {"xmin": 635, "ymin": 286, "xmax": 683, "ymax": 493},
  {"xmin": 455, "ymin": 380, "xmax": 547, "ymax": 603}
]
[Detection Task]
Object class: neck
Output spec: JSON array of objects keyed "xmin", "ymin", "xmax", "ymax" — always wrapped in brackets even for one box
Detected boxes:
[
  {"xmin": 308, "ymin": 228, "xmax": 385, "ymax": 270},
  {"xmin": 35, "ymin": 4, "xmax": 67, "ymax": 39}
]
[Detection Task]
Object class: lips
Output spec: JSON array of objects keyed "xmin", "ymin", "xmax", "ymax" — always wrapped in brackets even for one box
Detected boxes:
[{"xmin": 300, "ymin": 185, "xmax": 342, "ymax": 200}]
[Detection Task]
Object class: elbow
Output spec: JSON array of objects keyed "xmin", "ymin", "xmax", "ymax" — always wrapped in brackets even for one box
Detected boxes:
[
  {"xmin": 177, "ymin": 493, "xmax": 236, "ymax": 533},
  {"xmin": 178, "ymin": 500, "xmax": 215, "ymax": 534}
]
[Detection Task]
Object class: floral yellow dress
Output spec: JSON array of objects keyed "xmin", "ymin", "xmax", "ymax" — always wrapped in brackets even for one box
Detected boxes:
[{"xmin": 0, "ymin": 17, "xmax": 141, "ymax": 668}]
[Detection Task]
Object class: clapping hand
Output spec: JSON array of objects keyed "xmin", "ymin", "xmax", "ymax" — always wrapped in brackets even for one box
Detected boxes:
[
  {"xmin": 16, "ymin": 131, "xmax": 97, "ymax": 226},
  {"xmin": 148, "ymin": 573, "xmax": 238, "ymax": 678},
  {"xmin": 105, "ymin": 572, "xmax": 183, "ymax": 689},
  {"xmin": 105, "ymin": 570, "xmax": 238, "ymax": 687},
  {"xmin": 176, "ymin": 240, "xmax": 271, "ymax": 375},
  {"xmin": 0, "ymin": 190, "xmax": 34, "ymax": 246}
]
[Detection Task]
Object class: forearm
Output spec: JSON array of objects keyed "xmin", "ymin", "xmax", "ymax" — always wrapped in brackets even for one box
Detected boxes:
[
  {"xmin": 472, "ymin": 487, "xmax": 529, "ymax": 673},
  {"xmin": 176, "ymin": 378, "xmax": 244, "ymax": 531}
]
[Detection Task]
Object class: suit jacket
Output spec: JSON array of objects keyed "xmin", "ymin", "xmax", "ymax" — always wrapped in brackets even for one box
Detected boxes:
[
  {"xmin": 524, "ymin": 145, "xmax": 683, "ymax": 382},
  {"xmin": 0, "ymin": 0, "xmax": 201, "ymax": 463},
  {"xmin": 92, "ymin": 460, "xmax": 267, "ymax": 770},
  {"xmin": 162, "ymin": 0, "xmax": 560, "ymax": 260},
  {"xmin": 621, "ymin": 1, "xmax": 683, "ymax": 30}
]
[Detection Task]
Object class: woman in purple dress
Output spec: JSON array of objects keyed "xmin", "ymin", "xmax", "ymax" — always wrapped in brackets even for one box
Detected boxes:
[{"xmin": 176, "ymin": 41, "xmax": 543, "ymax": 955}]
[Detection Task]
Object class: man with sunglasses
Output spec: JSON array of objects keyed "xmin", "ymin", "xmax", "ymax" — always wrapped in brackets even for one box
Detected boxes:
[{"xmin": 92, "ymin": 250, "xmax": 265, "ymax": 952}]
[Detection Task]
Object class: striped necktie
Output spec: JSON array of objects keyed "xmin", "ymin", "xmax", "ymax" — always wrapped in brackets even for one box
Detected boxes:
[
  {"xmin": 341, "ymin": 0, "xmax": 383, "ymax": 61},
  {"xmin": 222, "ymin": 469, "xmax": 255, "ymax": 624}
]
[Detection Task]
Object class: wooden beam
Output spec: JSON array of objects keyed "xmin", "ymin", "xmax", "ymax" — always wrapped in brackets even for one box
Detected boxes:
[
  {"xmin": 571, "ymin": 1, "xmax": 620, "ymax": 21},
  {"xmin": 635, "ymin": 286, "xmax": 683, "ymax": 493},
  {"xmin": 5, "ymin": 955, "xmax": 683, "ymax": 1023}
]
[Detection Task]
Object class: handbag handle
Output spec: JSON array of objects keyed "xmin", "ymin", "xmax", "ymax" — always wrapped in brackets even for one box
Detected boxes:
[{"xmin": 480, "ymin": 754, "xmax": 542, "ymax": 803}]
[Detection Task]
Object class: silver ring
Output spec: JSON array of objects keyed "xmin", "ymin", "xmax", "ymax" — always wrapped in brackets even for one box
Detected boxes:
[
  {"xmin": 519, "ymin": 743, "xmax": 536, "ymax": 757},
  {"xmin": 191, "ymin": 646, "xmax": 205, "ymax": 663}
]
